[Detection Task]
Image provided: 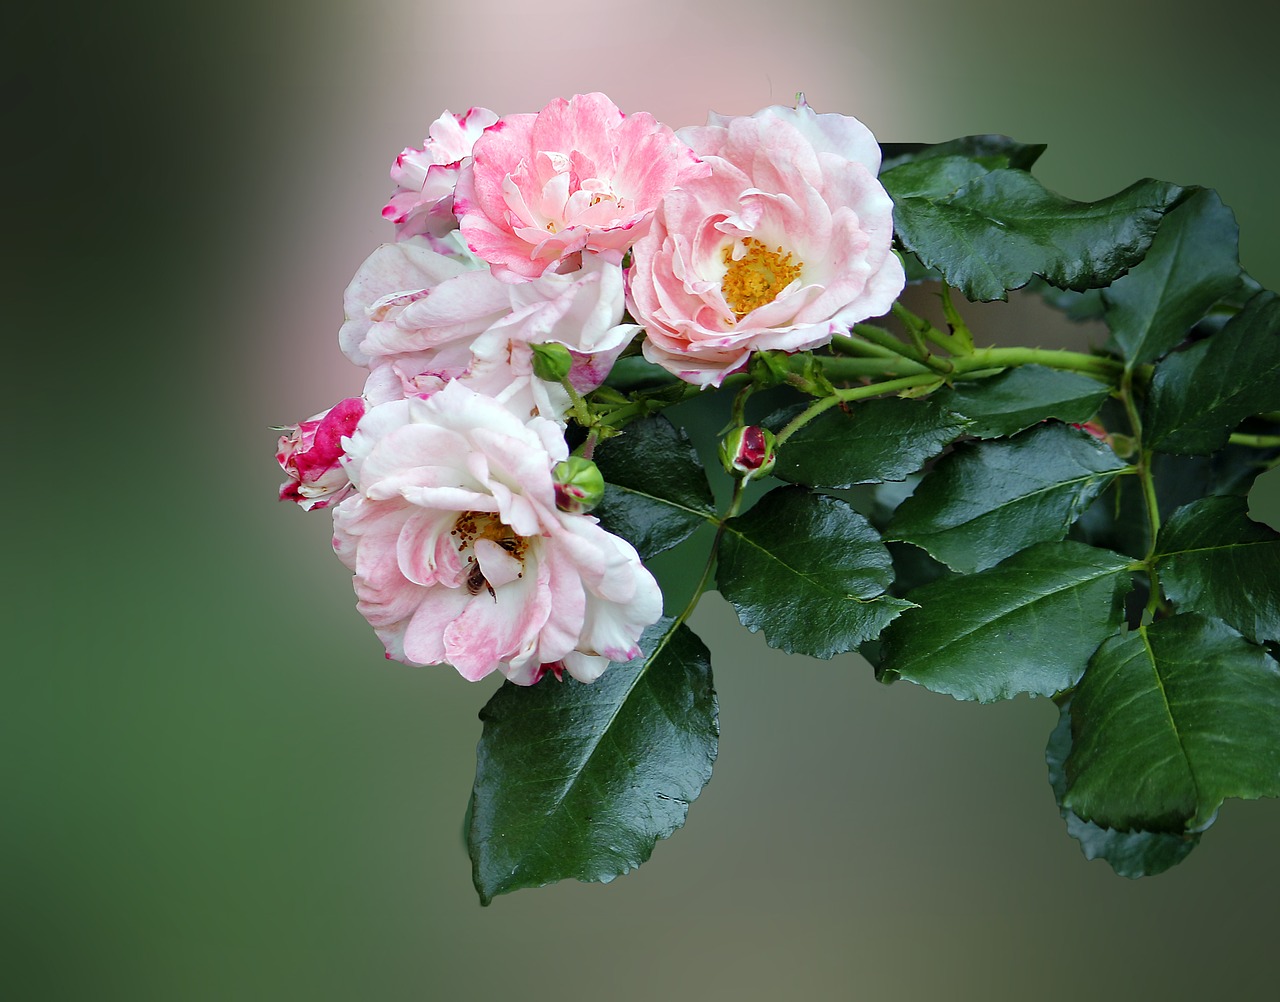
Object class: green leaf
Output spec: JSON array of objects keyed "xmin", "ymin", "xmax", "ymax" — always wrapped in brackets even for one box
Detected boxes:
[
  {"xmin": 468, "ymin": 617, "xmax": 718, "ymax": 905},
  {"xmin": 1046, "ymin": 702, "xmax": 1200, "ymax": 877},
  {"xmin": 716, "ymin": 486, "xmax": 914, "ymax": 658},
  {"xmin": 877, "ymin": 540, "xmax": 1133, "ymax": 702},
  {"xmin": 1144, "ymin": 291, "xmax": 1280, "ymax": 454},
  {"xmin": 881, "ymin": 154, "xmax": 997, "ymax": 200},
  {"xmin": 769, "ymin": 397, "xmax": 969, "ymax": 488},
  {"xmin": 1155, "ymin": 495, "xmax": 1280, "ymax": 644},
  {"xmin": 1064, "ymin": 613, "xmax": 1280, "ymax": 833},
  {"xmin": 935, "ymin": 365, "xmax": 1111, "ymax": 439},
  {"xmin": 1103, "ymin": 188, "xmax": 1242, "ymax": 366},
  {"xmin": 887, "ymin": 422, "xmax": 1129, "ymax": 573},
  {"xmin": 1072, "ymin": 442, "xmax": 1278, "ymax": 560},
  {"xmin": 591, "ymin": 415, "xmax": 716, "ymax": 559},
  {"xmin": 888, "ymin": 167, "xmax": 1183, "ymax": 302},
  {"xmin": 879, "ymin": 135, "xmax": 1047, "ymax": 174}
]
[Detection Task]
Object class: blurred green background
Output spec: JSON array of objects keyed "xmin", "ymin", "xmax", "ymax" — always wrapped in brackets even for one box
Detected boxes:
[{"xmin": 8, "ymin": 1, "xmax": 1279, "ymax": 998}]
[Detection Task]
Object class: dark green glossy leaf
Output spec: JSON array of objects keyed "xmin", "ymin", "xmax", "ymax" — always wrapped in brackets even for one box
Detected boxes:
[
  {"xmin": 591, "ymin": 415, "xmax": 716, "ymax": 560},
  {"xmin": 1072, "ymin": 442, "xmax": 1278, "ymax": 560},
  {"xmin": 1155, "ymin": 495, "xmax": 1280, "ymax": 644},
  {"xmin": 1103, "ymin": 188, "xmax": 1242, "ymax": 366},
  {"xmin": 1145, "ymin": 291, "xmax": 1280, "ymax": 454},
  {"xmin": 877, "ymin": 541, "xmax": 1132, "ymax": 702},
  {"xmin": 1064, "ymin": 613, "xmax": 1280, "ymax": 833},
  {"xmin": 1046, "ymin": 702, "xmax": 1200, "ymax": 877},
  {"xmin": 716, "ymin": 486, "xmax": 914, "ymax": 658},
  {"xmin": 879, "ymin": 135, "xmax": 1047, "ymax": 174},
  {"xmin": 881, "ymin": 154, "xmax": 996, "ymax": 200},
  {"xmin": 889, "ymin": 167, "xmax": 1183, "ymax": 302},
  {"xmin": 887, "ymin": 422, "xmax": 1130, "ymax": 573},
  {"xmin": 770, "ymin": 397, "xmax": 969, "ymax": 487},
  {"xmin": 935, "ymin": 365, "xmax": 1111, "ymax": 439},
  {"xmin": 468, "ymin": 617, "xmax": 717, "ymax": 905}
]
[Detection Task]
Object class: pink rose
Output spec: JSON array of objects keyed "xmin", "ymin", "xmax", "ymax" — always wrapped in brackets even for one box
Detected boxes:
[
  {"xmin": 276, "ymin": 397, "xmax": 366, "ymax": 510},
  {"xmin": 382, "ymin": 107, "xmax": 499, "ymax": 240},
  {"xmin": 453, "ymin": 93, "xmax": 708, "ymax": 281},
  {"xmin": 331, "ymin": 382, "xmax": 661, "ymax": 684},
  {"xmin": 627, "ymin": 106, "xmax": 905, "ymax": 387}
]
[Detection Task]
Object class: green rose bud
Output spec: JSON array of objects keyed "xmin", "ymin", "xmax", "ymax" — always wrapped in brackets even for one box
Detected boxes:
[
  {"xmin": 719, "ymin": 425, "xmax": 777, "ymax": 481},
  {"xmin": 553, "ymin": 456, "xmax": 606, "ymax": 514},
  {"xmin": 531, "ymin": 342, "xmax": 574, "ymax": 383}
]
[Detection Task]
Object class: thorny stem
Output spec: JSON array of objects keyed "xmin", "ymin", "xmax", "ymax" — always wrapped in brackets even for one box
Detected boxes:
[
  {"xmin": 938, "ymin": 285, "xmax": 974, "ymax": 353},
  {"xmin": 775, "ymin": 374, "xmax": 945, "ymax": 447},
  {"xmin": 595, "ymin": 336, "xmax": 1130, "ymax": 449},
  {"xmin": 893, "ymin": 301, "xmax": 968, "ymax": 356},
  {"xmin": 830, "ymin": 331, "xmax": 909, "ymax": 360},
  {"xmin": 849, "ymin": 323, "xmax": 945, "ymax": 370}
]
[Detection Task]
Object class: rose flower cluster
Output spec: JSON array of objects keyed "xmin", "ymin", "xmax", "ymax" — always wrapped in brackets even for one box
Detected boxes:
[{"xmin": 276, "ymin": 92, "xmax": 904, "ymax": 685}]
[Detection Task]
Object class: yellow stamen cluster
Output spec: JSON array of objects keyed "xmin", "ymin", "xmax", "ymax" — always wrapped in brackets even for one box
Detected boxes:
[
  {"xmin": 721, "ymin": 238, "xmax": 804, "ymax": 319},
  {"xmin": 452, "ymin": 512, "xmax": 527, "ymax": 556},
  {"xmin": 451, "ymin": 513, "xmax": 528, "ymax": 594}
]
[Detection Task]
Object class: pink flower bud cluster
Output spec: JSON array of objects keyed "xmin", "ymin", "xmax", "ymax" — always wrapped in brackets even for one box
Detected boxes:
[{"xmin": 275, "ymin": 92, "xmax": 905, "ymax": 685}]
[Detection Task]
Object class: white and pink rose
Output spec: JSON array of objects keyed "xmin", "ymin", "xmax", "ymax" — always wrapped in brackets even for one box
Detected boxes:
[
  {"xmin": 382, "ymin": 107, "xmax": 499, "ymax": 240},
  {"xmin": 339, "ymin": 235, "xmax": 637, "ymax": 418},
  {"xmin": 331, "ymin": 382, "xmax": 661, "ymax": 684},
  {"xmin": 626, "ymin": 101, "xmax": 905, "ymax": 387}
]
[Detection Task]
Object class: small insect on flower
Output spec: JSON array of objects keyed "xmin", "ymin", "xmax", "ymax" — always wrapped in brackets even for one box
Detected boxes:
[{"xmin": 466, "ymin": 559, "xmax": 496, "ymax": 599}]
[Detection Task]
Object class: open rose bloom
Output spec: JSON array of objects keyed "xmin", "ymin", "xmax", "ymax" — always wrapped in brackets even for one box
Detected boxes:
[
  {"xmin": 627, "ymin": 100, "xmax": 905, "ymax": 386},
  {"xmin": 453, "ymin": 92, "xmax": 707, "ymax": 281},
  {"xmin": 331, "ymin": 383, "xmax": 661, "ymax": 684},
  {"xmin": 276, "ymin": 93, "xmax": 906, "ymax": 686}
]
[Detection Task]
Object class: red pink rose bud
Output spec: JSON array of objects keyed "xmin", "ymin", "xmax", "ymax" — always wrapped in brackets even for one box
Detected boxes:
[
  {"xmin": 276, "ymin": 397, "xmax": 365, "ymax": 510},
  {"xmin": 720, "ymin": 425, "xmax": 777, "ymax": 481}
]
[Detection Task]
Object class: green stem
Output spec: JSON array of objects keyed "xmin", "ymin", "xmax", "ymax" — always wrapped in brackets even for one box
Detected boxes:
[
  {"xmin": 1229, "ymin": 433, "xmax": 1280, "ymax": 448},
  {"xmin": 810, "ymin": 356, "xmax": 931, "ymax": 377},
  {"xmin": 775, "ymin": 373, "xmax": 945, "ymax": 446},
  {"xmin": 560, "ymin": 377, "xmax": 594, "ymax": 427},
  {"xmin": 672, "ymin": 480, "xmax": 746, "ymax": 631},
  {"xmin": 830, "ymin": 331, "xmax": 904, "ymax": 360},
  {"xmin": 952, "ymin": 347, "xmax": 1122, "ymax": 379},
  {"xmin": 1119, "ymin": 372, "xmax": 1163, "ymax": 618},
  {"xmin": 850, "ymin": 323, "xmax": 941, "ymax": 368},
  {"xmin": 593, "ymin": 383, "xmax": 705, "ymax": 429},
  {"xmin": 892, "ymin": 301, "xmax": 967, "ymax": 356},
  {"xmin": 596, "ymin": 343, "xmax": 1123, "ymax": 435},
  {"xmin": 938, "ymin": 285, "xmax": 974, "ymax": 353}
]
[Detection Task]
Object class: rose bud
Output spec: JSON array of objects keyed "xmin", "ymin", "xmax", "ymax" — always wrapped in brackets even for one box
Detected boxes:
[
  {"xmin": 531, "ymin": 341, "xmax": 575, "ymax": 383},
  {"xmin": 719, "ymin": 425, "xmax": 777, "ymax": 481},
  {"xmin": 553, "ymin": 456, "xmax": 606, "ymax": 514},
  {"xmin": 275, "ymin": 397, "xmax": 366, "ymax": 510}
]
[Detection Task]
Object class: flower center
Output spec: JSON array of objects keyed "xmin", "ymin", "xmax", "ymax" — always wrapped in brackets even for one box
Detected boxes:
[
  {"xmin": 450, "ymin": 511, "xmax": 528, "ymax": 594},
  {"xmin": 721, "ymin": 238, "xmax": 804, "ymax": 318}
]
